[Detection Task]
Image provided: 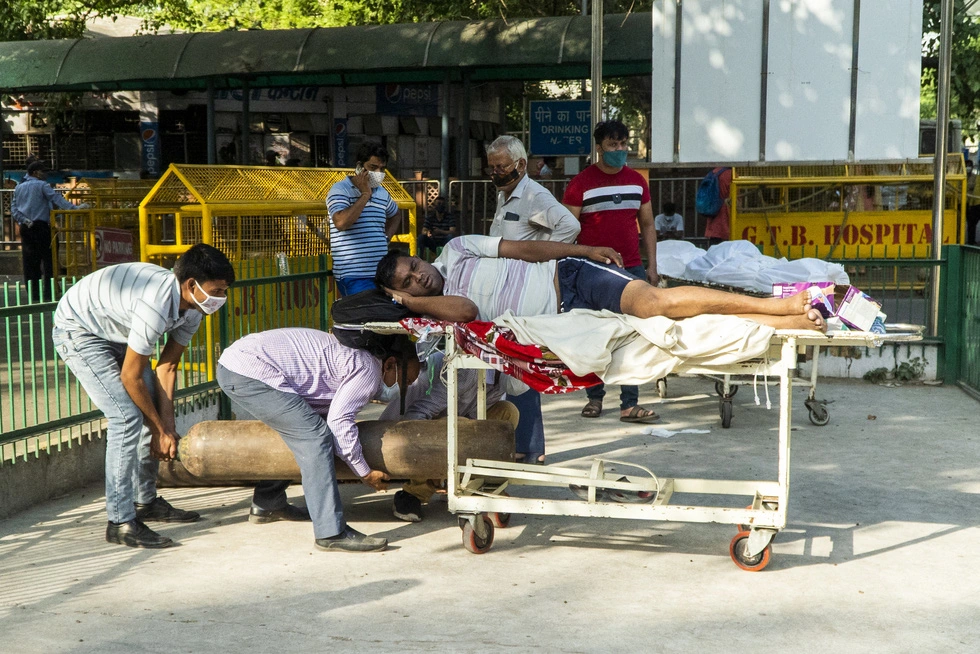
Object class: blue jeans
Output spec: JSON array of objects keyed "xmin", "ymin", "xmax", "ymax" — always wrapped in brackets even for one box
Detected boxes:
[
  {"xmin": 336, "ymin": 276, "xmax": 377, "ymax": 297},
  {"xmin": 508, "ymin": 388, "xmax": 544, "ymax": 461},
  {"xmin": 52, "ymin": 327, "xmax": 160, "ymax": 524},
  {"xmin": 585, "ymin": 264, "xmax": 647, "ymax": 410},
  {"xmin": 216, "ymin": 365, "xmax": 345, "ymax": 539}
]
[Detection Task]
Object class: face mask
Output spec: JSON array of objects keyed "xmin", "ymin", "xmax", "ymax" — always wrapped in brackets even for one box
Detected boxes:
[
  {"xmin": 368, "ymin": 170, "xmax": 386, "ymax": 188},
  {"xmin": 376, "ymin": 379, "xmax": 400, "ymax": 403},
  {"xmin": 192, "ymin": 281, "xmax": 227, "ymax": 315},
  {"xmin": 601, "ymin": 149, "xmax": 628, "ymax": 168},
  {"xmin": 490, "ymin": 167, "xmax": 521, "ymax": 188}
]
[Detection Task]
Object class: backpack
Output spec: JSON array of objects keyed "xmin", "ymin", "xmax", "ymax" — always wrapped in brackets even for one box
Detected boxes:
[
  {"xmin": 331, "ymin": 289, "xmax": 417, "ymax": 358},
  {"xmin": 696, "ymin": 168, "xmax": 725, "ymax": 217}
]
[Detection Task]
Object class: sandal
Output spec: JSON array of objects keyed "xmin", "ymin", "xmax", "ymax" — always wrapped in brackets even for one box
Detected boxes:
[
  {"xmin": 581, "ymin": 399, "xmax": 603, "ymax": 418},
  {"xmin": 619, "ymin": 406, "xmax": 660, "ymax": 424}
]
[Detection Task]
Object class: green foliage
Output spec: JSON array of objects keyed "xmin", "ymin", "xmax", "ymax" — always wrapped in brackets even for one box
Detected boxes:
[
  {"xmin": 894, "ymin": 357, "xmax": 925, "ymax": 382},
  {"xmin": 863, "ymin": 367, "xmax": 890, "ymax": 384},
  {"xmin": 0, "ymin": 1, "xmax": 144, "ymax": 41},
  {"xmin": 921, "ymin": 1, "xmax": 980, "ymax": 139},
  {"xmin": 862, "ymin": 358, "xmax": 925, "ymax": 384}
]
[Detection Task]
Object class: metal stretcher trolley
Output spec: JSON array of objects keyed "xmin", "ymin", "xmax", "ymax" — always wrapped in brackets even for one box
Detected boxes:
[{"xmin": 429, "ymin": 325, "xmax": 921, "ymax": 571}]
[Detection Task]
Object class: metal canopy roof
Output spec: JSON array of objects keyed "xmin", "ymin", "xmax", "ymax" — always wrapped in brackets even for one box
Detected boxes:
[{"xmin": 0, "ymin": 13, "xmax": 651, "ymax": 92}]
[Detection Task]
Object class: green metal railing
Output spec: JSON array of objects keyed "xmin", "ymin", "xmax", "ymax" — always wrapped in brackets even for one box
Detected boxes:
[
  {"xmin": 943, "ymin": 245, "xmax": 980, "ymax": 398},
  {"xmin": 0, "ymin": 256, "xmax": 332, "ymax": 465}
]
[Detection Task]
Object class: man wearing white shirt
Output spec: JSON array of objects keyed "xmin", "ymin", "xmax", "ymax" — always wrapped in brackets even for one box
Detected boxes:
[
  {"xmin": 486, "ymin": 134, "xmax": 579, "ymax": 466},
  {"xmin": 486, "ymin": 135, "xmax": 580, "ymax": 243},
  {"xmin": 53, "ymin": 244, "xmax": 235, "ymax": 548}
]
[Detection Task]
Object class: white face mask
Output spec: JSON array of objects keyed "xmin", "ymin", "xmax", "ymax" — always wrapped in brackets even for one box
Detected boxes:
[
  {"xmin": 368, "ymin": 170, "xmax": 386, "ymax": 188},
  {"xmin": 376, "ymin": 379, "xmax": 400, "ymax": 403},
  {"xmin": 192, "ymin": 281, "xmax": 227, "ymax": 315}
]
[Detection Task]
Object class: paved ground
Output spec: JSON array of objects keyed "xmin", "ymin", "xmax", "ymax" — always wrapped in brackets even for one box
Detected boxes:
[{"xmin": 1, "ymin": 376, "xmax": 978, "ymax": 653}]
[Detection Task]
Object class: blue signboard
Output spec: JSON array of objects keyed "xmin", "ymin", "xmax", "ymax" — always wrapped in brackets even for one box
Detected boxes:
[
  {"xmin": 376, "ymin": 83, "xmax": 440, "ymax": 117},
  {"xmin": 140, "ymin": 121, "xmax": 161, "ymax": 177},
  {"xmin": 529, "ymin": 100, "xmax": 592, "ymax": 156},
  {"xmin": 334, "ymin": 118, "xmax": 349, "ymax": 167}
]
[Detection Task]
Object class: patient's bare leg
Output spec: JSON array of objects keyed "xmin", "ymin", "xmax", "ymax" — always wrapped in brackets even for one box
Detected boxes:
[
  {"xmin": 620, "ymin": 281, "xmax": 814, "ymax": 322},
  {"xmin": 737, "ymin": 310, "xmax": 826, "ymax": 332}
]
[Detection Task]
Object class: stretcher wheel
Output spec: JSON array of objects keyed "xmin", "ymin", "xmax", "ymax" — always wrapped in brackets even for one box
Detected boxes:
[
  {"xmin": 805, "ymin": 400, "xmax": 830, "ymax": 426},
  {"xmin": 714, "ymin": 381, "xmax": 738, "ymax": 398},
  {"xmin": 489, "ymin": 512, "xmax": 511, "ymax": 528},
  {"xmin": 461, "ymin": 515, "xmax": 495, "ymax": 554},
  {"xmin": 729, "ymin": 531, "xmax": 772, "ymax": 572},
  {"xmin": 657, "ymin": 378, "xmax": 668, "ymax": 398},
  {"xmin": 720, "ymin": 401, "xmax": 733, "ymax": 428}
]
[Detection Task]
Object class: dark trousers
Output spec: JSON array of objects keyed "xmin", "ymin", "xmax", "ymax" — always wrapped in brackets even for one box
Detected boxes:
[
  {"xmin": 585, "ymin": 264, "xmax": 647, "ymax": 410},
  {"xmin": 418, "ymin": 234, "xmax": 450, "ymax": 257},
  {"xmin": 508, "ymin": 388, "xmax": 545, "ymax": 460},
  {"xmin": 21, "ymin": 221, "xmax": 53, "ymax": 300}
]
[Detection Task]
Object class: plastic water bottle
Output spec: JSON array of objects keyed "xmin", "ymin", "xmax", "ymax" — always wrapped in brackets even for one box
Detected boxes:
[{"xmin": 276, "ymin": 252, "xmax": 289, "ymax": 276}]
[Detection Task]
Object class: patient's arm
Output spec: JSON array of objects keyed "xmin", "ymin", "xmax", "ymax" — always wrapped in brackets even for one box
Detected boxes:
[
  {"xmin": 497, "ymin": 239, "xmax": 624, "ymax": 267},
  {"xmin": 385, "ymin": 288, "xmax": 479, "ymax": 322}
]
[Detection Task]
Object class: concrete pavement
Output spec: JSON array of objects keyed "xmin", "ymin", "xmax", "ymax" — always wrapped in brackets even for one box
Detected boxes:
[{"xmin": 1, "ymin": 376, "xmax": 978, "ymax": 653}]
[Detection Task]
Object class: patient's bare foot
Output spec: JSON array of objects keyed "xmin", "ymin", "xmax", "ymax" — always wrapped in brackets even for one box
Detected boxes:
[
  {"xmin": 769, "ymin": 290, "xmax": 812, "ymax": 316},
  {"xmin": 785, "ymin": 308, "xmax": 826, "ymax": 332},
  {"xmin": 748, "ymin": 308, "xmax": 826, "ymax": 332}
]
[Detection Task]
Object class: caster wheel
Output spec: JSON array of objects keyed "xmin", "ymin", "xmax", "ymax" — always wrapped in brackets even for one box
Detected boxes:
[
  {"xmin": 489, "ymin": 512, "xmax": 511, "ymax": 528},
  {"xmin": 729, "ymin": 531, "xmax": 772, "ymax": 572},
  {"xmin": 721, "ymin": 401, "xmax": 733, "ymax": 428},
  {"xmin": 736, "ymin": 504, "xmax": 753, "ymax": 532},
  {"xmin": 461, "ymin": 515, "xmax": 495, "ymax": 554},
  {"xmin": 715, "ymin": 381, "xmax": 738, "ymax": 398},
  {"xmin": 805, "ymin": 400, "xmax": 830, "ymax": 426},
  {"xmin": 657, "ymin": 378, "xmax": 668, "ymax": 398}
]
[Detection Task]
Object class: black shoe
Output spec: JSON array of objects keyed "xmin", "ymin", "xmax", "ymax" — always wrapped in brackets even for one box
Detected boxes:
[
  {"xmin": 249, "ymin": 504, "xmax": 311, "ymax": 524},
  {"xmin": 392, "ymin": 490, "xmax": 424, "ymax": 523},
  {"xmin": 314, "ymin": 526, "xmax": 387, "ymax": 553},
  {"xmin": 135, "ymin": 496, "xmax": 200, "ymax": 523},
  {"xmin": 106, "ymin": 519, "xmax": 174, "ymax": 548}
]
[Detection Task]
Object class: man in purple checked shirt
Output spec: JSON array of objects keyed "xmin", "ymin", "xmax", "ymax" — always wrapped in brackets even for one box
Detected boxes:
[{"xmin": 216, "ymin": 327, "xmax": 421, "ymax": 553}]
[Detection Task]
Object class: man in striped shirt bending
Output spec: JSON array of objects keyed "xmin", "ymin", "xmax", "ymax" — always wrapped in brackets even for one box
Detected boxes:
[
  {"xmin": 53, "ymin": 244, "xmax": 235, "ymax": 548},
  {"xmin": 216, "ymin": 328, "xmax": 421, "ymax": 552},
  {"xmin": 326, "ymin": 143, "xmax": 401, "ymax": 296}
]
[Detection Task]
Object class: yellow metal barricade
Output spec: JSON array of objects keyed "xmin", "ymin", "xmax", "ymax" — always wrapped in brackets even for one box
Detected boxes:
[
  {"xmin": 729, "ymin": 158, "xmax": 967, "ymax": 260},
  {"xmin": 138, "ymin": 164, "xmax": 418, "ymax": 379},
  {"xmin": 51, "ymin": 178, "xmax": 154, "ymax": 280}
]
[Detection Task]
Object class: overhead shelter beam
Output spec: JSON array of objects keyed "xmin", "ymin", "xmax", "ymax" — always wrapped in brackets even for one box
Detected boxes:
[{"xmin": 0, "ymin": 14, "xmax": 652, "ymax": 93}]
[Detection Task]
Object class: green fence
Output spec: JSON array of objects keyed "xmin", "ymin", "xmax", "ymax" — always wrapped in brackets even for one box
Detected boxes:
[
  {"xmin": 944, "ymin": 245, "xmax": 980, "ymax": 399},
  {"xmin": 0, "ymin": 257, "xmax": 332, "ymax": 466}
]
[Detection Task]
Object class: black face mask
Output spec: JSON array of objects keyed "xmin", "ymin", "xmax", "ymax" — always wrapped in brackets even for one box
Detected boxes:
[{"xmin": 490, "ymin": 168, "xmax": 521, "ymax": 188}]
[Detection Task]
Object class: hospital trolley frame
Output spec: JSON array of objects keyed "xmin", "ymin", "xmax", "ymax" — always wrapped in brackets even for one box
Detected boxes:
[{"xmin": 436, "ymin": 326, "xmax": 921, "ymax": 571}]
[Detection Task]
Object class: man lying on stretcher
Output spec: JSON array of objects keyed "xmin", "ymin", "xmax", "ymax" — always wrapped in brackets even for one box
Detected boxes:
[{"xmin": 375, "ymin": 235, "xmax": 826, "ymax": 332}]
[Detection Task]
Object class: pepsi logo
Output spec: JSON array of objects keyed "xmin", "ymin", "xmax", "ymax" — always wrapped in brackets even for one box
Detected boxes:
[{"xmin": 141, "ymin": 129, "xmax": 157, "ymax": 142}]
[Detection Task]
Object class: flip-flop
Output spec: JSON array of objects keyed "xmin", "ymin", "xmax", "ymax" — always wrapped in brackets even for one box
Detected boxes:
[
  {"xmin": 581, "ymin": 399, "xmax": 603, "ymax": 418},
  {"xmin": 619, "ymin": 406, "xmax": 660, "ymax": 424}
]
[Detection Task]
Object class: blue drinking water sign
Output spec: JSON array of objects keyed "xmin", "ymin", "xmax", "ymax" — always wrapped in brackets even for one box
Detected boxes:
[{"xmin": 529, "ymin": 100, "xmax": 591, "ymax": 156}]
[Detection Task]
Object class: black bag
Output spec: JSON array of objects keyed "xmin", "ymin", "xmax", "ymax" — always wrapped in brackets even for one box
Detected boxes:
[{"xmin": 331, "ymin": 289, "xmax": 416, "ymax": 358}]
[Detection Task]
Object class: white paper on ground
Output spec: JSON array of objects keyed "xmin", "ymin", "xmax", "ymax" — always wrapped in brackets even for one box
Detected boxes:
[{"xmin": 642, "ymin": 427, "xmax": 712, "ymax": 438}]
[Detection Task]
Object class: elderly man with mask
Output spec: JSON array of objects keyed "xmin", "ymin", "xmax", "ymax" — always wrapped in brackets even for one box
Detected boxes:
[
  {"xmin": 485, "ymin": 135, "xmax": 580, "ymax": 466},
  {"xmin": 326, "ymin": 143, "xmax": 401, "ymax": 296},
  {"xmin": 486, "ymin": 135, "xmax": 580, "ymax": 243}
]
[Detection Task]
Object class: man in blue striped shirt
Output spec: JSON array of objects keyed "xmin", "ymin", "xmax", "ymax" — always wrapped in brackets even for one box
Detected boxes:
[
  {"xmin": 326, "ymin": 143, "xmax": 400, "ymax": 296},
  {"xmin": 53, "ymin": 244, "xmax": 235, "ymax": 549}
]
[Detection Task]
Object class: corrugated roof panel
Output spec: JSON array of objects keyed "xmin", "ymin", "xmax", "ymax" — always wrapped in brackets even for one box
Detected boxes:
[
  {"xmin": 55, "ymin": 34, "xmax": 193, "ymax": 87},
  {"xmin": 177, "ymin": 29, "xmax": 315, "ymax": 78},
  {"xmin": 0, "ymin": 14, "xmax": 652, "ymax": 92}
]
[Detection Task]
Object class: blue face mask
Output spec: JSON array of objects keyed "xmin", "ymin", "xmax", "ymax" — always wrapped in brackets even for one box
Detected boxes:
[{"xmin": 601, "ymin": 149, "xmax": 628, "ymax": 168}]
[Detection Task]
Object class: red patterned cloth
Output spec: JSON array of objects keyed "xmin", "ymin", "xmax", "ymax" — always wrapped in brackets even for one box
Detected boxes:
[{"xmin": 400, "ymin": 318, "xmax": 601, "ymax": 394}]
